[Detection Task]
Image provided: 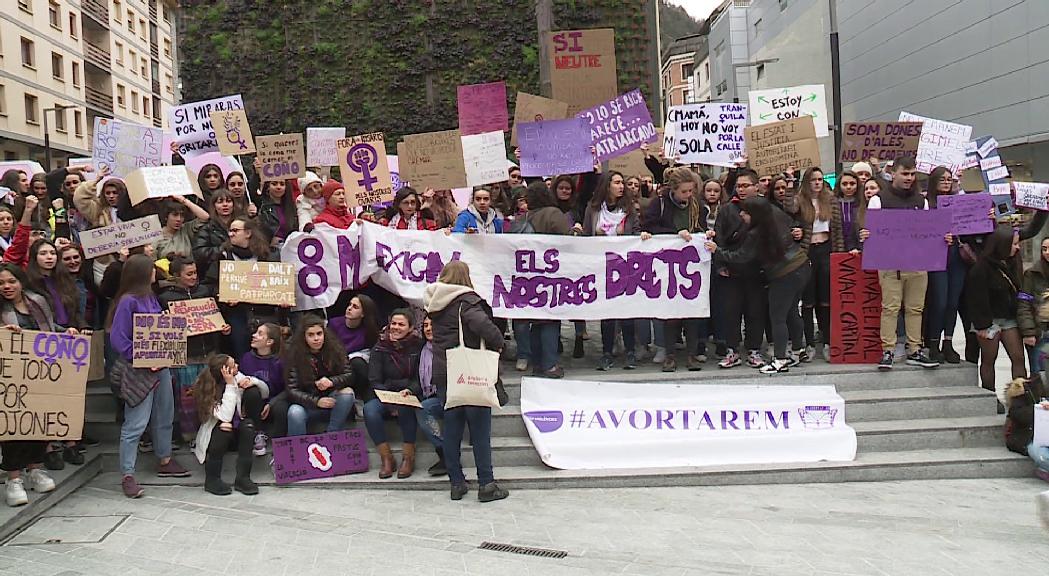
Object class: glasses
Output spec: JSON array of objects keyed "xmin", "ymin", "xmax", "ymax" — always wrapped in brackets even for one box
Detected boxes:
[
  {"xmin": 737, "ymin": 183, "xmax": 755, "ymax": 189},
  {"xmin": 229, "ymin": 227, "xmax": 245, "ymax": 233},
  {"xmin": 401, "ymin": 199, "xmax": 418, "ymax": 206}
]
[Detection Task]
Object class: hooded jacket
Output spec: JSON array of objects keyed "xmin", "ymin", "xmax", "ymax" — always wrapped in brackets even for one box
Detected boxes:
[
  {"xmin": 296, "ymin": 194, "xmax": 325, "ymax": 232},
  {"xmin": 1018, "ymin": 258, "xmax": 1049, "ymax": 338},
  {"xmin": 453, "ymin": 206, "xmax": 504, "ymax": 234},
  {"xmin": 423, "ymin": 282, "xmax": 504, "ymax": 398}
]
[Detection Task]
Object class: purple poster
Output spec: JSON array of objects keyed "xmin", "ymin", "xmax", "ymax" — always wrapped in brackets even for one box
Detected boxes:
[
  {"xmin": 271, "ymin": 429, "xmax": 368, "ymax": 484},
  {"xmin": 518, "ymin": 117, "xmax": 594, "ymax": 177},
  {"xmin": 576, "ymin": 89, "xmax": 659, "ymax": 162},
  {"xmin": 862, "ymin": 209, "xmax": 951, "ymax": 272},
  {"xmin": 457, "ymin": 81, "xmax": 508, "ymax": 136},
  {"xmin": 937, "ymin": 193, "xmax": 994, "ymax": 236}
]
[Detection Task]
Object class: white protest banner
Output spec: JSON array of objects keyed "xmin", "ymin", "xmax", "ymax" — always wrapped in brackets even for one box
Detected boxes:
[
  {"xmin": 306, "ymin": 127, "xmax": 346, "ymax": 167},
  {"xmin": 1035, "ymin": 407, "xmax": 1049, "ymax": 447},
  {"xmin": 0, "ymin": 329, "xmax": 90, "ymax": 441},
  {"xmin": 281, "ymin": 222, "xmax": 711, "ymax": 320},
  {"xmin": 665, "ymin": 103, "xmax": 747, "ymax": 166},
  {"xmin": 124, "ymin": 166, "xmax": 203, "ymax": 206},
  {"xmin": 898, "ymin": 111, "xmax": 973, "ymax": 174},
  {"xmin": 978, "ymin": 137, "xmax": 999, "ymax": 159},
  {"xmin": 80, "ymin": 215, "xmax": 163, "ymax": 258},
  {"xmin": 520, "ymin": 378, "xmax": 857, "ymax": 470},
  {"xmin": 749, "ymin": 84, "xmax": 829, "ymax": 138},
  {"xmin": 661, "ymin": 121, "xmax": 677, "ymax": 159},
  {"xmin": 462, "ymin": 131, "xmax": 509, "ymax": 187},
  {"xmin": 170, "ymin": 94, "xmax": 245, "ymax": 158},
  {"xmin": 92, "ymin": 118, "xmax": 164, "ymax": 177},
  {"xmin": 1014, "ymin": 182, "xmax": 1049, "ymax": 211}
]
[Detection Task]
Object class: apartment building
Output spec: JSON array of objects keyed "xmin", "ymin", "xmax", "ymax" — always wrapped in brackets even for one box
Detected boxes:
[{"xmin": 0, "ymin": 0, "xmax": 179, "ymax": 167}]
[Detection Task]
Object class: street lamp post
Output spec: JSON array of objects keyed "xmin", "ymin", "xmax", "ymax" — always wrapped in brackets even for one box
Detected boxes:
[
  {"xmin": 829, "ymin": 0, "xmax": 843, "ymax": 178},
  {"xmin": 42, "ymin": 104, "xmax": 72, "ymax": 171}
]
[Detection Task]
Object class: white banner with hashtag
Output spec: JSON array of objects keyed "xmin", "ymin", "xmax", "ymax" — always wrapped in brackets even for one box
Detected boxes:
[{"xmin": 520, "ymin": 378, "xmax": 857, "ymax": 470}]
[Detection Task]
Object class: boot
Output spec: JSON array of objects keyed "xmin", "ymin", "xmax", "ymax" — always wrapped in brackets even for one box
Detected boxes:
[
  {"xmin": 428, "ymin": 448, "xmax": 448, "ymax": 477},
  {"xmin": 965, "ymin": 333, "xmax": 980, "ymax": 364},
  {"xmin": 397, "ymin": 443, "xmax": 416, "ymax": 479},
  {"xmin": 573, "ymin": 335, "xmax": 584, "ymax": 359},
  {"xmin": 233, "ymin": 451, "xmax": 258, "ymax": 495},
  {"xmin": 925, "ymin": 339, "xmax": 943, "ymax": 364},
  {"xmin": 941, "ymin": 339, "xmax": 961, "ymax": 364},
  {"xmin": 377, "ymin": 443, "xmax": 395, "ymax": 479},
  {"xmin": 203, "ymin": 457, "xmax": 231, "ymax": 496}
]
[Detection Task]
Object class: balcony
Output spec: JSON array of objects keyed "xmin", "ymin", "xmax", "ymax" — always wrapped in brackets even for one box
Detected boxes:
[
  {"xmin": 85, "ymin": 86, "xmax": 114, "ymax": 113},
  {"xmin": 151, "ymin": 43, "xmax": 159, "ymax": 60},
  {"xmin": 152, "ymin": 79, "xmax": 161, "ymax": 94},
  {"xmin": 82, "ymin": 0, "xmax": 110, "ymax": 28},
  {"xmin": 153, "ymin": 117, "xmax": 163, "ymax": 128},
  {"xmin": 84, "ymin": 42, "xmax": 111, "ymax": 72}
]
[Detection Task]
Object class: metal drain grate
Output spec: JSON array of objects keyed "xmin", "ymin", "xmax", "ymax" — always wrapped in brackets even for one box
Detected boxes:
[{"xmin": 478, "ymin": 541, "xmax": 568, "ymax": 559}]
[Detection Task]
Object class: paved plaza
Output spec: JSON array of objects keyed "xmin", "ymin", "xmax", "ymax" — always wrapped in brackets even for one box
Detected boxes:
[{"xmin": 0, "ymin": 477, "xmax": 1045, "ymax": 575}]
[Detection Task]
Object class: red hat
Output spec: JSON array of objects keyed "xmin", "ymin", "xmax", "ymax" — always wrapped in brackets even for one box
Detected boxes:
[{"xmin": 321, "ymin": 179, "xmax": 344, "ymax": 201}]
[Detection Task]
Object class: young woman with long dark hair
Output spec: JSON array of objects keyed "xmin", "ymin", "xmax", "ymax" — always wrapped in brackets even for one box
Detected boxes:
[
  {"xmin": 793, "ymin": 167, "xmax": 833, "ymax": 359},
  {"xmin": 381, "ymin": 187, "xmax": 437, "ymax": 230},
  {"xmin": 830, "ymin": 171, "xmax": 866, "ymax": 254},
  {"xmin": 256, "ymin": 179, "xmax": 298, "ymax": 245},
  {"xmin": 924, "ymin": 166, "xmax": 965, "ymax": 363},
  {"xmin": 967, "ymin": 225, "xmax": 1026, "ymax": 396},
  {"xmin": 26, "ymin": 239, "xmax": 85, "ymax": 331},
  {"xmin": 192, "ymin": 190, "xmax": 240, "ymax": 273},
  {"xmin": 196, "ymin": 163, "xmax": 225, "ymax": 203},
  {"xmin": 366, "ymin": 309, "xmax": 425, "ymax": 479},
  {"xmin": 284, "ymin": 316, "xmax": 356, "ymax": 436}
]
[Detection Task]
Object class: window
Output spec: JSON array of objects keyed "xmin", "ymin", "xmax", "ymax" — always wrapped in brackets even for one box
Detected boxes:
[
  {"xmin": 115, "ymin": 41, "xmax": 124, "ymax": 65},
  {"xmin": 0, "ymin": 84, "xmax": 6, "ymax": 117},
  {"xmin": 131, "ymin": 89, "xmax": 139, "ymax": 113},
  {"xmin": 116, "ymin": 84, "xmax": 125, "ymax": 107},
  {"xmin": 142, "ymin": 95, "xmax": 149, "ymax": 117},
  {"xmin": 716, "ymin": 80, "xmax": 727, "ymax": 96},
  {"xmin": 74, "ymin": 110, "xmax": 83, "ymax": 137},
  {"xmin": 113, "ymin": 0, "xmax": 121, "ymax": 23},
  {"xmin": 69, "ymin": 13, "xmax": 78, "ymax": 38},
  {"xmin": 165, "ymin": 73, "xmax": 173, "ymax": 94},
  {"xmin": 163, "ymin": 39, "xmax": 171, "ymax": 59},
  {"xmin": 72, "ymin": 62, "xmax": 80, "ymax": 86},
  {"xmin": 128, "ymin": 48, "xmax": 136, "ymax": 73},
  {"xmin": 152, "ymin": 97, "xmax": 161, "ymax": 120},
  {"xmin": 20, "ymin": 38, "xmax": 35, "ymax": 69},
  {"xmin": 24, "ymin": 94, "xmax": 39, "ymax": 124},
  {"xmin": 55, "ymin": 107, "xmax": 66, "ymax": 133},
  {"xmin": 51, "ymin": 52, "xmax": 63, "ymax": 81},
  {"xmin": 705, "ymin": 62, "xmax": 710, "ymax": 81},
  {"xmin": 140, "ymin": 57, "xmax": 147, "ymax": 78},
  {"xmin": 162, "ymin": 5, "xmax": 169, "ymax": 24},
  {"xmin": 49, "ymin": 1, "xmax": 61, "ymax": 29},
  {"xmin": 139, "ymin": 19, "xmax": 146, "ymax": 40},
  {"xmin": 18, "ymin": 0, "xmax": 32, "ymax": 14},
  {"xmin": 127, "ymin": 10, "xmax": 134, "ymax": 32},
  {"xmin": 682, "ymin": 63, "xmax": 694, "ymax": 81}
]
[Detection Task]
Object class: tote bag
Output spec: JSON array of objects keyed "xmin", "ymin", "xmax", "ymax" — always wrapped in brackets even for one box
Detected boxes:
[{"xmin": 445, "ymin": 304, "xmax": 501, "ymax": 409}]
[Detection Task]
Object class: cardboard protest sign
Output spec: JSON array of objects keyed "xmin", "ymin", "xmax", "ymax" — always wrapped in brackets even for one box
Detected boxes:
[
  {"xmin": 457, "ymin": 81, "xmax": 508, "ymax": 136},
  {"xmin": 306, "ymin": 127, "xmax": 346, "ymax": 167},
  {"xmin": 511, "ymin": 92, "xmax": 569, "ymax": 146},
  {"xmin": 861, "ymin": 209, "xmax": 951, "ymax": 272},
  {"xmin": 744, "ymin": 116, "xmax": 820, "ymax": 177},
  {"xmin": 547, "ymin": 28, "xmax": 618, "ymax": 114},
  {"xmin": 978, "ymin": 137, "xmax": 999, "ymax": 159},
  {"xmin": 271, "ymin": 429, "xmax": 368, "ymax": 484},
  {"xmin": 840, "ymin": 122, "xmax": 921, "ymax": 163},
  {"xmin": 400, "ymin": 130, "xmax": 468, "ymax": 190},
  {"xmin": 518, "ymin": 117, "xmax": 593, "ymax": 177},
  {"xmin": 219, "ymin": 261, "xmax": 295, "ymax": 306},
  {"xmin": 666, "ymin": 103, "xmax": 747, "ymax": 166},
  {"xmin": 609, "ymin": 149, "xmax": 653, "ymax": 179},
  {"xmin": 337, "ymin": 133, "xmax": 394, "ymax": 207},
  {"xmin": 132, "ymin": 314, "xmax": 188, "ymax": 368},
  {"xmin": 80, "ymin": 214, "xmax": 163, "ymax": 259},
  {"xmin": 210, "ymin": 109, "xmax": 255, "ymax": 155},
  {"xmin": 989, "ymin": 183, "xmax": 1015, "ymax": 217},
  {"xmin": 0, "ymin": 329, "xmax": 90, "ymax": 441},
  {"xmin": 829, "ymin": 253, "xmax": 882, "ymax": 364},
  {"xmin": 937, "ymin": 193, "xmax": 994, "ymax": 235},
  {"xmin": 170, "ymin": 94, "xmax": 244, "ymax": 157},
  {"xmin": 1014, "ymin": 182, "xmax": 1049, "ymax": 211},
  {"xmin": 167, "ymin": 298, "xmax": 226, "ymax": 336},
  {"xmin": 462, "ymin": 131, "xmax": 509, "ymax": 187},
  {"xmin": 124, "ymin": 166, "xmax": 203, "ymax": 206},
  {"xmin": 374, "ymin": 389, "xmax": 423, "ymax": 408},
  {"xmin": 898, "ymin": 111, "xmax": 973, "ymax": 174},
  {"xmin": 576, "ymin": 89, "xmax": 658, "ymax": 163},
  {"xmin": 749, "ymin": 85, "xmax": 829, "ymax": 138},
  {"xmin": 256, "ymin": 133, "xmax": 306, "ymax": 183},
  {"xmin": 92, "ymin": 118, "xmax": 164, "ymax": 177},
  {"xmin": 395, "ymin": 142, "xmax": 416, "ymax": 185}
]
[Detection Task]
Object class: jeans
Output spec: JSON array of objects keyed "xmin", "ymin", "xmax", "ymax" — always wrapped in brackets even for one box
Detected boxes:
[
  {"xmin": 119, "ymin": 368, "xmax": 174, "ymax": 475},
  {"xmin": 444, "ymin": 405, "xmax": 493, "ymax": 486},
  {"xmin": 529, "ymin": 321, "xmax": 561, "ymax": 371},
  {"xmin": 362, "ymin": 398, "xmax": 417, "ymax": 444},
  {"xmin": 512, "ymin": 320, "xmax": 531, "ymax": 361},
  {"xmin": 601, "ymin": 319, "xmax": 635, "ymax": 356},
  {"xmin": 1029, "ymin": 442, "xmax": 1049, "ymax": 472},
  {"xmin": 925, "ymin": 245, "xmax": 966, "ymax": 342},
  {"xmin": 416, "ymin": 397, "xmax": 444, "ymax": 451},
  {"xmin": 768, "ymin": 263, "xmax": 810, "ymax": 359},
  {"xmin": 286, "ymin": 391, "xmax": 356, "ymax": 437}
]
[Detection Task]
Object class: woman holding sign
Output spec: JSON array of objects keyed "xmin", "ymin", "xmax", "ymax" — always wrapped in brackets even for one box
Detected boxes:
[{"xmin": 923, "ymin": 167, "xmax": 965, "ymax": 364}]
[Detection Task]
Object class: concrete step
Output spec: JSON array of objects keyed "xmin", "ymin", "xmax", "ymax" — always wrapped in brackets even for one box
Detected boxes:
[{"xmin": 0, "ymin": 452, "xmax": 103, "ymax": 543}]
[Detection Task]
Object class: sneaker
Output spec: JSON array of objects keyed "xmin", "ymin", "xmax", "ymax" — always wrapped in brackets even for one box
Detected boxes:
[
  {"xmin": 686, "ymin": 356, "xmax": 702, "ymax": 371},
  {"xmin": 1038, "ymin": 490, "xmax": 1049, "ymax": 532},
  {"xmin": 662, "ymin": 357, "xmax": 677, "ymax": 372},
  {"xmin": 43, "ymin": 450, "xmax": 65, "ymax": 471},
  {"xmin": 253, "ymin": 433, "xmax": 268, "ymax": 457},
  {"xmin": 596, "ymin": 355, "xmax": 614, "ymax": 371},
  {"xmin": 478, "ymin": 481, "xmax": 510, "ymax": 503},
  {"xmin": 6, "ymin": 478, "xmax": 28, "ymax": 507},
  {"xmin": 63, "ymin": 445, "xmax": 84, "ymax": 466},
  {"xmin": 450, "ymin": 483, "xmax": 469, "ymax": 501},
  {"xmin": 138, "ymin": 439, "xmax": 153, "ymax": 453},
  {"xmin": 801, "ymin": 346, "xmax": 815, "ymax": 363},
  {"xmin": 122, "ymin": 475, "xmax": 144, "ymax": 499},
  {"xmin": 28, "ymin": 469, "xmax": 55, "ymax": 493},
  {"xmin": 651, "ymin": 346, "xmax": 666, "ymax": 364},
  {"xmin": 695, "ymin": 354, "xmax": 707, "ymax": 364},
  {"xmin": 718, "ymin": 350, "xmax": 742, "ymax": 369},
  {"xmin": 759, "ymin": 359, "xmax": 791, "ymax": 375},
  {"xmin": 906, "ymin": 349, "xmax": 940, "ymax": 368},
  {"xmin": 878, "ymin": 351, "xmax": 894, "ymax": 371},
  {"xmin": 821, "ymin": 344, "xmax": 830, "ymax": 361},
  {"xmin": 157, "ymin": 459, "xmax": 191, "ymax": 478},
  {"xmin": 542, "ymin": 366, "xmax": 565, "ymax": 379},
  {"xmin": 623, "ymin": 352, "xmax": 637, "ymax": 370},
  {"xmin": 787, "ymin": 350, "xmax": 802, "ymax": 368},
  {"xmin": 746, "ymin": 350, "xmax": 765, "ymax": 368},
  {"xmin": 515, "ymin": 358, "xmax": 530, "ymax": 372}
]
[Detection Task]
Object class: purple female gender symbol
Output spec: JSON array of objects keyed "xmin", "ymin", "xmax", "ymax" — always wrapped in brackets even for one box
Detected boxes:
[{"xmin": 347, "ymin": 143, "xmax": 379, "ymax": 191}]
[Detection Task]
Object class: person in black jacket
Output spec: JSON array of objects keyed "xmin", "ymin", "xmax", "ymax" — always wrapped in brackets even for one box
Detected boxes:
[
  {"xmin": 967, "ymin": 225, "xmax": 1026, "ymax": 394},
  {"xmin": 283, "ymin": 316, "xmax": 356, "ymax": 437},
  {"xmin": 1004, "ymin": 376, "xmax": 1049, "ymax": 482},
  {"xmin": 255, "ymin": 179, "xmax": 298, "ymax": 247},
  {"xmin": 365, "ymin": 309, "xmax": 425, "ymax": 479}
]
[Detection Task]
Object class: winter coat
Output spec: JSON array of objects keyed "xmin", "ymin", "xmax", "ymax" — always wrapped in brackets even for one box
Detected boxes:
[
  {"xmin": 526, "ymin": 206, "xmax": 570, "ymax": 236},
  {"xmin": 312, "ymin": 205, "xmax": 355, "ymax": 229},
  {"xmin": 642, "ymin": 193, "xmax": 708, "ymax": 235},
  {"xmin": 715, "ymin": 203, "xmax": 809, "ymax": 281},
  {"xmin": 581, "ymin": 202, "xmax": 640, "ymax": 237},
  {"xmin": 192, "ymin": 219, "xmax": 230, "ymax": 272},
  {"xmin": 453, "ymin": 207, "xmax": 504, "ymax": 234},
  {"xmin": 422, "ymin": 283, "xmax": 504, "ymax": 399},
  {"xmin": 285, "ymin": 354, "xmax": 354, "ymax": 408},
  {"xmin": 830, "ymin": 198, "xmax": 864, "ymax": 253},
  {"xmin": 296, "ymin": 194, "xmax": 324, "ymax": 231},
  {"xmin": 0, "ymin": 290, "xmax": 57, "ymax": 332},
  {"xmin": 192, "ymin": 373, "xmax": 269, "ymax": 464},
  {"xmin": 257, "ymin": 195, "xmax": 298, "ymax": 241},
  {"xmin": 368, "ymin": 334, "xmax": 424, "ymax": 398},
  {"xmin": 966, "ymin": 258, "xmax": 1020, "ymax": 331},
  {"xmin": 1018, "ymin": 261, "xmax": 1049, "ymax": 338}
]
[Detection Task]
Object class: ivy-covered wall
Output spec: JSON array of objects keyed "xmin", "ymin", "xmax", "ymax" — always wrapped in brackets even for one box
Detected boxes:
[{"xmin": 178, "ymin": 0, "xmax": 656, "ymax": 148}]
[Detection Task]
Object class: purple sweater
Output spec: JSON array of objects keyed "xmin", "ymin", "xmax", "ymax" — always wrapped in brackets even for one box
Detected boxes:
[
  {"xmin": 239, "ymin": 351, "xmax": 285, "ymax": 398},
  {"xmin": 328, "ymin": 320, "xmax": 369, "ymax": 354},
  {"xmin": 110, "ymin": 293, "xmax": 161, "ymax": 362}
]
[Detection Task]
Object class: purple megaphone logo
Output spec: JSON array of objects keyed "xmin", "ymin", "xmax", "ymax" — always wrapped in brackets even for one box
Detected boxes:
[{"xmin": 524, "ymin": 411, "xmax": 564, "ymax": 433}]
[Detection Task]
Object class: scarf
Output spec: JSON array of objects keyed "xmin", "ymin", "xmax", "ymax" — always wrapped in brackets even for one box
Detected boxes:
[
  {"xmin": 388, "ymin": 212, "xmax": 418, "ymax": 230},
  {"xmin": 420, "ymin": 341, "xmax": 434, "ymax": 397},
  {"xmin": 228, "ymin": 245, "xmax": 257, "ymax": 261},
  {"xmin": 597, "ymin": 202, "xmax": 626, "ymax": 236},
  {"xmin": 467, "ymin": 205, "xmax": 501, "ymax": 234},
  {"xmin": 0, "ymin": 234, "xmax": 11, "ymax": 252},
  {"xmin": 373, "ymin": 331, "xmax": 422, "ymax": 379}
]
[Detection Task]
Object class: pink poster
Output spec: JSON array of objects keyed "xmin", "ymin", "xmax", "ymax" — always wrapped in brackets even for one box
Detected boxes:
[{"xmin": 457, "ymin": 81, "xmax": 508, "ymax": 136}]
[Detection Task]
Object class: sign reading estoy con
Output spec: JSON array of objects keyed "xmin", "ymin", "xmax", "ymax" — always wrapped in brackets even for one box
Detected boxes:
[
  {"xmin": 748, "ymin": 84, "xmax": 829, "ymax": 138},
  {"xmin": 337, "ymin": 132, "xmax": 394, "ymax": 208},
  {"xmin": 80, "ymin": 214, "xmax": 163, "ymax": 259},
  {"xmin": 219, "ymin": 261, "xmax": 296, "ymax": 306},
  {"xmin": 840, "ymin": 122, "xmax": 921, "ymax": 163},
  {"xmin": 518, "ymin": 117, "xmax": 594, "ymax": 177},
  {"xmin": 132, "ymin": 314, "xmax": 187, "ymax": 369},
  {"xmin": 0, "ymin": 329, "xmax": 90, "ymax": 441},
  {"xmin": 829, "ymin": 253, "xmax": 882, "ymax": 364},
  {"xmin": 744, "ymin": 116, "xmax": 820, "ymax": 177},
  {"xmin": 665, "ymin": 103, "xmax": 747, "ymax": 166},
  {"xmin": 170, "ymin": 94, "xmax": 244, "ymax": 158},
  {"xmin": 92, "ymin": 118, "xmax": 164, "ymax": 178},
  {"xmin": 547, "ymin": 28, "xmax": 618, "ymax": 114},
  {"xmin": 167, "ymin": 298, "xmax": 226, "ymax": 336},
  {"xmin": 576, "ymin": 89, "xmax": 658, "ymax": 163},
  {"xmin": 271, "ymin": 429, "xmax": 368, "ymax": 484},
  {"xmin": 256, "ymin": 133, "xmax": 306, "ymax": 183}
]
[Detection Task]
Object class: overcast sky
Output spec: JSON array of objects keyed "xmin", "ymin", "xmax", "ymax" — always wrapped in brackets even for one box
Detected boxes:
[{"xmin": 665, "ymin": 0, "xmax": 722, "ymax": 21}]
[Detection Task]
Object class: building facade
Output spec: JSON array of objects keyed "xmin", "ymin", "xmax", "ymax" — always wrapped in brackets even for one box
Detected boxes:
[
  {"xmin": 661, "ymin": 34, "xmax": 707, "ymax": 121},
  {"xmin": 0, "ymin": 0, "xmax": 179, "ymax": 167}
]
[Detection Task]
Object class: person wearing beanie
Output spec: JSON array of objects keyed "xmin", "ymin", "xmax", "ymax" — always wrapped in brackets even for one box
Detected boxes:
[
  {"xmin": 312, "ymin": 180, "xmax": 355, "ymax": 229},
  {"xmin": 296, "ymin": 171, "xmax": 325, "ymax": 230},
  {"xmin": 851, "ymin": 162, "xmax": 873, "ymax": 184}
]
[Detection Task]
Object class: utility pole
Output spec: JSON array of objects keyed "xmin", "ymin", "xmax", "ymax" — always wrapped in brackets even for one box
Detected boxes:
[
  {"xmin": 829, "ymin": 0, "xmax": 843, "ymax": 178},
  {"xmin": 536, "ymin": 0, "xmax": 554, "ymax": 98}
]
